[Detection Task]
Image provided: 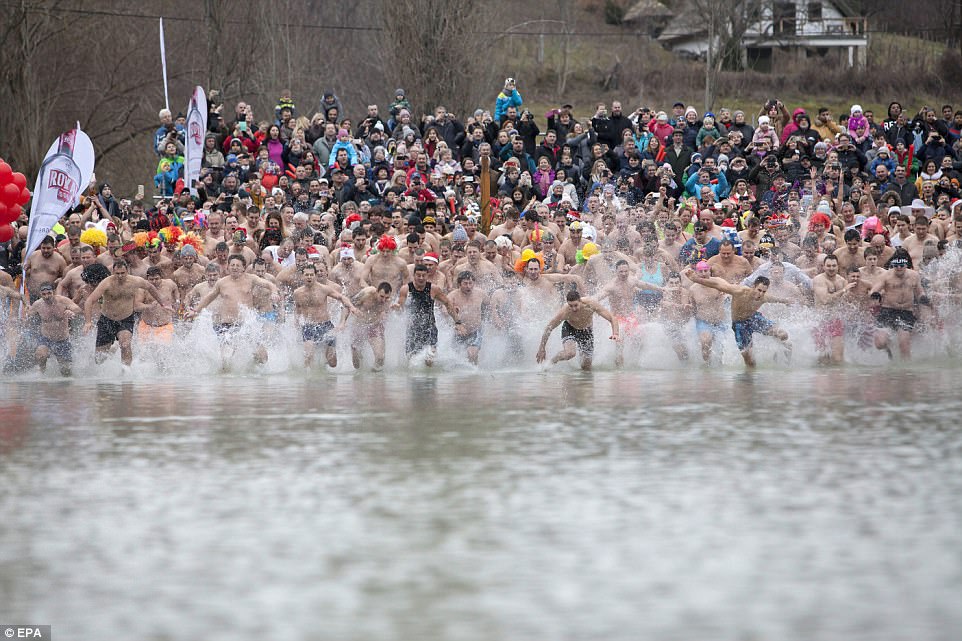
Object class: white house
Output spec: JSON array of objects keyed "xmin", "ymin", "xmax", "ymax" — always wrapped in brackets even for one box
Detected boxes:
[{"xmin": 645, "ymin": 0, "xmax": 868, "ymax": 71}]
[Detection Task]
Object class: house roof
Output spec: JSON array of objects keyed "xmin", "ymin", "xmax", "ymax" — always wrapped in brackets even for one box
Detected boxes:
[
  {"xmin": 624, "ymin": 0, "xmax": 673, "ymax": 22},
  {"xmin": 657, "ymin": 0, "xmax": 865, "ymax": 43}
]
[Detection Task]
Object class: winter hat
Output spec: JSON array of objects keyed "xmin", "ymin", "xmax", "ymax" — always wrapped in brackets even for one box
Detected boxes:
[
  {"xmin": 717, "ymin": 153, "xmax": 729, "ymax": 167},
  {"xmin": 338, "ymin": 129, "xmax": 349, "ymax": 138},
  {"xmin": 758, "ymin": 115, "xmax": 771, "ymax": 126},
  {"xmin": 452, "ymin": 225, "xmax": 469, "ymax": 242},
  {"xmin": 851, "ymin": 104, "xmax": 863, "ymax": 115},
  {"xmin": 704, "ymin": 112, "xmax": 715, "ymax": 120},
  {"xmin": 685, "ymin": 107, "xmax": 698, "ymax": 117},
  {"xmin": 395, "ymin": 88, "xmax": 405, "ymax": 97},
  {"xmin": 814, "ymin": 141, "xmax": 828, "ymax": 152},
  {"xmin": 373, "ymin": 122, "xmax": 384, "ymax": 132}
]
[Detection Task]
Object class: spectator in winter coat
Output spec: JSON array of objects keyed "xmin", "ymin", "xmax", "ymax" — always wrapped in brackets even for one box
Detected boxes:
[
  {"xmin": 696, "ymin": 113, "xmax": 723, "ymax": 149},
  {"xmin": 752, "ymin": 116, "xmax": 779, "ymax": 150},
  {"xmin": 328, "ymin": 129, "xmax": 360, "ymax": 168},
  {"xmin": 495, "ymin": 78, "xmax": 523, "ymax": 124}
]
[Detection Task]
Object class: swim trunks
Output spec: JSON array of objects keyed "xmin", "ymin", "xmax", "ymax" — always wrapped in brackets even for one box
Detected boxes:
[
  {"xmin": 258, "ymin": 310, "xmax": 280, "ymax": 323},
  {"xmin": 732, "ymin": 312, "xmax": 774, "ymax": 351},
  {"xmin": 137, "ymin": 320, "xmax": 174, "ymax": 343},
  {"xmin": 455, "ymin": 327, "xmax": 483, "ymax": 348},
  {"xmin": 302, "ymin": 320, "xmax": 336, "ymax": 347},
  {"xmin": 561, "ymin": 320, "xmax": 594, "ymax": 356},
  {"xmin": 213, "ymin": 322, "xmax": 240, "ymax": 342},
  {"xmin": 96, "ymin": 314, "xmax": 136, "ymax": 348},
  {"xmin": 695, "ymin": 318, "xmax": 727, "ymax": 335},
  {"xmin": 36, "ymin": 335, "xmax": 72, "ymax": 362},
  {"xmin": 813, "ymin": 318, "xmax": 844, "ymax": 351},
  {"xmin": 877, "ymin": 307, "xmax": 916, "ymax": 332}
]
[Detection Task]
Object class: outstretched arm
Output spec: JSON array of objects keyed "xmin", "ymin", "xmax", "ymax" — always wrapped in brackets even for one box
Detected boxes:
[
  {"xmin": 536, "ymin": 308, "xmax": 566, "ymax": 363},
  {"xmin": 185, "ymin": 282, "xmax": 221, "ymax": 317},
  {"xmin": 589, "ymin": 299, "xmax": 619, "ymax": 340},
  {"xmin": 684, "ymin": 269, "xmax": 739, "ymax": 295},
  {"xmin": 84, "ymin": 278, "xmax": 111, "ymax": 326}
]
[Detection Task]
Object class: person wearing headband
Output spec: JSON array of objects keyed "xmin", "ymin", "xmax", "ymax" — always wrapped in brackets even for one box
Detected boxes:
[{"xmin": 870, "ymin": 249, "xmax": 925, "ymax": 360}]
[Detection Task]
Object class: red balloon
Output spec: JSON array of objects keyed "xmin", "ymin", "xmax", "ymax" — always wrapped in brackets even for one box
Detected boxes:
[
  {"xmin": 0, "ymin": 204, "xmax": 18, "ymax": 225},
  {"xmin": 10, "ymin": 172, "xmax": 26, "ymax": 190},
  {"xmin": 0, "ymin": 224, "xmax": 14, "ymax": 243},
  {"xmin": 0, "ymin": 183, "xmax": 19, "ymax": 207},
  {"xmin": 0, "ymin": 161, "xmax": 11, "ymax": 184},
  {"xmin": 17, "ymin": 187, "xmax": 30, "ymax": 205}
]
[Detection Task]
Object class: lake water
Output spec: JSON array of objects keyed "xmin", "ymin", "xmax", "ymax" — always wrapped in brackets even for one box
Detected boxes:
[{"xmin": 1, "ymin": 365, "xmax": 960, "ymax": 641}]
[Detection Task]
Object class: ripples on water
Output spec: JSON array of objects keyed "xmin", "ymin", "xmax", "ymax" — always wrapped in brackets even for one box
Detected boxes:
[{"xmin": 1, "ymin": 367, "xmax": 960, "ymax": 640}]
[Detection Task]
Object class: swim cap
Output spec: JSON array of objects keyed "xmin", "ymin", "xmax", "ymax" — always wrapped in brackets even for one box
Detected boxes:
[
  {"xmin": 695, "ymin": 260, "xmax": 711, "ymax": 272},
  {"xmin": 890, "ymin": 256, "xmax": 909, "ymax": 268}
]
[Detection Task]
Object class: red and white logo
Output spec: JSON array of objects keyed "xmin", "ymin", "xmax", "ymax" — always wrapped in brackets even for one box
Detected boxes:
[
  {"xmin": 189, "ymin": 120, "xmax": 202, "ymax": 145},
  {"xmin": 48, "ymin": 169, "xmax": 77, "ymax": 203}
]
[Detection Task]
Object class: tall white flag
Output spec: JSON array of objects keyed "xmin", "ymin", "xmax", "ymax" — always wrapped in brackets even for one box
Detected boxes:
[
  {"xmin": 184, "ymin": 86, "xmax": 208, "ymax": 198},
  {"xmin": 23, "ymin": 125, "xmax": 95, "ymax": 284}
]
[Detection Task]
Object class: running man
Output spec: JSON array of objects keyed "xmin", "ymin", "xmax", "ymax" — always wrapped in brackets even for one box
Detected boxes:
[
  {"xmin": 343, "ymin": 282, "xmax": 393, "ymax": 370},
  {"xmin": 293, "ymin": 262, "xmax": 358, "ymax": 369},
  {"xmin": 395, "ymin": 264, "xmax": 460, "ymax": 367},
  {"xmin": 870, "ymin": 249, "xmax": 925, "ymax": 359},
  {"xmin": 536, "ymin": 290, "xmax": 619, "ymax": 371},
  {"xmin": 446, "ymin": 271, "xmax": 488, "ymax": 365},
  {"xmin": 686, "ymin": 268, "xmax": 792, "ymax": 368},
  {"xmin": 83, "ymin": 259, "xmax": 170, "ymax": 366},
  {"xmin": 812, "ymin": 255, "xmax": 856, "ymax": 364},
  {"xmin": 27, "ymin": 283, "xmax": 81, "ymax": 375},
  {"xmin": 688, "ymin": 260, "xmax": 729, "ymax": 364},
  {"xmin": 184, "ymin": 255, "xmax": 278, "ymax": 368}
]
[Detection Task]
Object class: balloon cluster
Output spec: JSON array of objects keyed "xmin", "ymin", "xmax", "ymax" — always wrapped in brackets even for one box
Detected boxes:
[{"xmin": 0, "ymin": 159, "xmax": 31, "ymax": 242}]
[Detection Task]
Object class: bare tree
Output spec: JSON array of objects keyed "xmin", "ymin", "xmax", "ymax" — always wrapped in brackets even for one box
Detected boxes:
[{"xmin": 379, "ymin": 0, "xmax": 495, "ymax": 119}]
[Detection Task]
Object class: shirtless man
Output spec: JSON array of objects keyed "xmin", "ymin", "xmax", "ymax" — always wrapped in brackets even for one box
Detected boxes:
[
  {"xmin": 488, "ymin": 209, "xmax": 525, "ymax": 247},
  {"xmin": 795, "ymin": 235, "xmax": 825, "ymax": 278},
  {"xmin": 812, "ymin": 255, "xmax": 856, "ymax": 364},
  {"xmin": 900, "ymin": 215, "xmax": 939, "ymax": 267},
  {"xmin": 870, "ymin": 250, "xmax": 925, "ymax": 359},
  {"xmin": 687, "ymin": 268, "xmax": 792, "ymax": 368},
  {"xmin": 688, "ymin": 260, "xmax": 729, "ymax": 363},
  {"xmin": 143, "ymin": 242, "xmax": 175, "ymax": 279},
  {"xmin": 172, "ymin": 246, "xmax": 206, "ymax": 305},
  {"xmin": 83, "ymin": 259, "xmax": 168, "ymax": 366},
  {"xmin": 27, "ymin": 283, "xmax": 81, "ymax": 375},
  {"xmin": 395, "ymin": 264, "xmax": 460, "ymax": 367},
  {"xmin": 57, "ymin": 225, "xmax": 83, "ymax": 262},
  {"xmin": 185, "ymin": 263, "xmax": 222, "ymax": 312},
  {"xmin": 135, "ymin": 266, "xmax": 179, "ymax": 344},
  {"xmin": 536, "ymin": 289, "xmax": 619, "ymax": 371},
  {"xmin": 488, "ymin": 270, "xmax": 525, "ymax": 359},
  {"xmin": 596, "ymin": 259, "xmax": 658, "ymax": 367},
  {"xmin": 203, "ymin": 212, "xmax": 226, "ymax": 255},
  {"xmin": 454, "ymin": 241, "xmax": 502, "ymax": 292},
  {"xmin": 857, "ymin": 246, "xmax": 886, "ymax": 289},
  {"xmin": 343, "ymin": 282, "xmax": 393, "ymax": 370},
  {"xmin": 293, "ymin": 262, "xmax": 358, "ymax": 368},
  {"xmin": 185, "ymin": 255, "xmax": 277, "ymax": 367},
  {"xmin": 833, "ymin": 229, "xmax": 866, "ymax": 273},
  {"xmin": 362, "ymin": 236, "xmax": 409, "ymax": 297},
  {"xmin": 658, "ymin": 270, "xmax": 693, "ymax": 361},
  {"xmin": 558, "ymin": 222, "xmax": 586, "ymax": 267},
  {"xmin": 57, "ymin": 245, "xmax": 97, "ymax": 303},
  {"xmin": 519, "ymin": 258, "xmax": 583, "ymax": 314},
  {"xmin": 24, "ymin": 237, "xmax": 68, "ymax": 302},
  {"xmin": 446, "ymin": 271, "xmax": 488, "ymax": 365},
  {"xmin": 706, "ymin": 240, "xmax": 753, "ymax": 284},
  {"xmin": 275, "ymin": 247, "xmax": 311, "ymax": 299},
  {"xmin": 329, "ymin": 247, "xmax": 367, "ymax": 297}
]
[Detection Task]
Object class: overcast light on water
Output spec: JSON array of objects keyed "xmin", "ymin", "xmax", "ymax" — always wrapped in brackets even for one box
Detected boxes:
[{"xmin": 1, "ymin": 364, "xmax": 960, "ymax": 641}]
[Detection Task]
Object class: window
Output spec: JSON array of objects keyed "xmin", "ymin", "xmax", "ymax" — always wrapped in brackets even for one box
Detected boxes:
[
  {"xmin": 773, "ymin": 2, "xmax": 797, "ymax": 35},
  {"xmin": 807, "ymin": 2, "xmax": 822, "ymax": 21}
]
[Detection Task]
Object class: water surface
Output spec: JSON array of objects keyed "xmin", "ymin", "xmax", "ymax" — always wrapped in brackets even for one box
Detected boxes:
[{"xmin": 1, "ymin": 367, "xmax": 960, "ymax": 641}]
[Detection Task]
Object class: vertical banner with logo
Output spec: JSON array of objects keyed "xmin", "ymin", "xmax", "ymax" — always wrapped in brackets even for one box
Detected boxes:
[
  {"xmin": 184, "ymin": 86, "xmax": 207, "ymax": 197},
  {"xmin": 23, "ymin": 125, "xmax": 96, "ymax": 290}
]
